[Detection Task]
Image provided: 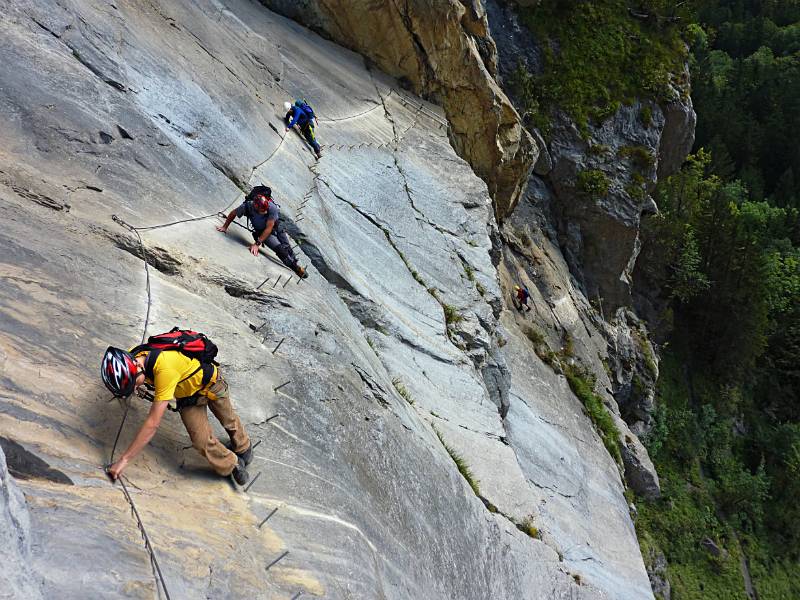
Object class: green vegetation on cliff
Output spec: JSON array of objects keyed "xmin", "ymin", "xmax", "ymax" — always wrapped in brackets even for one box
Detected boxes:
[
  {"xmin": 510, "ymin": 0, "xmax": 689, "ymax": 135},
  {"xmin": 635, "ymin": 347, "xmax": 800, "ymax": 600},
  {"xmin": 563, "ymin": 364, "xmax": 622, "ymax": 463},
  {"xmin": 635, "ymin": 352, "xmax": 758, "ymax": 599}
]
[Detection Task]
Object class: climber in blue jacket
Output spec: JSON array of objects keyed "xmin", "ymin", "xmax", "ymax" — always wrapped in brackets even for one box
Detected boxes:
[{"xmin": 284, "ymin": 100, "xmax": 321, "ymax": 158}]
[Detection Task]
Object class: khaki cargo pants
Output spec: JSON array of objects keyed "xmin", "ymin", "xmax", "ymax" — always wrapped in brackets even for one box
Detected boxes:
[{"xmin": 178, "ymin": 374, "xmax": 250, "ymax": 476}]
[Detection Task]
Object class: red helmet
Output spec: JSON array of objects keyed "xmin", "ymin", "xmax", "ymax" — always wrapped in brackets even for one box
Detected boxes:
[
  {"xmin": 253, "ymin": 194, "xmax": 272, "ymax": 212},
  {"xmin": 101, "ymin": 347, "xmax": 138, "ymax": 397}
]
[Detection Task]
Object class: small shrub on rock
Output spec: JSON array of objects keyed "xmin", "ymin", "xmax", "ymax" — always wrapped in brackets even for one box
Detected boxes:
[{"xmin": 577, "ymin": 169, "xmax": 610, "ymax": 199}]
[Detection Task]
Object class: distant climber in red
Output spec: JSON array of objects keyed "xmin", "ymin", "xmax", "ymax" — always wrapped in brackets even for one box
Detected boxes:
[{"xmin": 514, "ymin": 285, "xmax": 532, "ymax": 312}]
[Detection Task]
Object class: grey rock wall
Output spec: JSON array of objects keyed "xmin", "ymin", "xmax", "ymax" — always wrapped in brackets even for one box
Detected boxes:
[
  {"xmin": 0, "ymin": 0, "xmax": 651, "ymax": 598},
  {"xmin": 485, "ymin": 2, "xmax": 692, "ymax": 495},
  {"xmin": 0, "ymin": 446, "xmax": 44, "ymax": 599},
  {"xmin": 486, "ymin": 0, "xmax": 695, "ymax": 312}
]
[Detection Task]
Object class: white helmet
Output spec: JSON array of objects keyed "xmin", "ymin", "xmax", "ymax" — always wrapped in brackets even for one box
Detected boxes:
[{"xmin": 284, "ymin": 101, "xmax": 292, "ymax": 111}]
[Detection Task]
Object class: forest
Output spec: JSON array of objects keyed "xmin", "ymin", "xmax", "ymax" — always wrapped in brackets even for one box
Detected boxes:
[{"xmin": 637, "ymin": 1, "xmax": 800, "ymax": 596}]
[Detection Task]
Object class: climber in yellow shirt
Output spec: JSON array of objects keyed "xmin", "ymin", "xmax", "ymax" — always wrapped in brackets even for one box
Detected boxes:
[{"xmin": 101, "ymin": 333, "xmax": 252, "ymax": 486}]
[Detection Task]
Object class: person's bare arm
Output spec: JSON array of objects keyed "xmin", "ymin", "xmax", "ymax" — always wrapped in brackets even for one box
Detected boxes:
[
  {"xmin": 250, "ymin": 218, "xmax": 277, "ymax": 256},
  {"xmin": 107, "ymin": 400, "xmax": 170, "ymax": 480},
  {"xmin": 216, "ymin": 209, "xmax": 237, "ymax": 232}
]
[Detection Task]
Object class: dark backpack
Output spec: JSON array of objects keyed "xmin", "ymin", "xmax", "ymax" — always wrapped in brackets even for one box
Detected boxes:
[
  {"xmin": 294, "ymin": 99, "xmax": 315, "ymax": 120},
  {"xmin": 245, "ymin": 185, "xmax": 272, "ymax": 203},
  {"xmin": 243, "ymin": 185, "xmax": 277, "ymax": 231},
  {"xmin": 131, "ymin": 328, "xmax": 218, "ymax": 389}
]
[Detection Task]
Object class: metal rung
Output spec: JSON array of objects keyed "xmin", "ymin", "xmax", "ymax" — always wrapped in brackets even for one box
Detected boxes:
[
  {"xmin": 265, "ymin": 550, "xmax": 288, "ymax": 571},
  {"xmin": 243, "ymin": 471, "xmax": 261, "ymax": 493},
  {"xmin": 258, "ymin": 506, "xmax": 279, "ymax": 529}
]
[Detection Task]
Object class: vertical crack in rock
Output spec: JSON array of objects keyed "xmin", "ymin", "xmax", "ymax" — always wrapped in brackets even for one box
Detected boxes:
[
  {"xmin": 375, "ymin": 85, "xmax": 463, "ymax": 239},
  {"xmin": 193, "ymin": 146, "xmax": 247, "ymax": 190},
  {"xmin": 316, "ymin": 176, "xmax": 435, "ymax": 304},
  {"xmin": 352, "ymin": 363, "xmax": 391, "ymax": 407},
  {"xmin": 374, "ymin": 79, "xmax": 515, "ymax": 425},
  {"xmin": 390, "ymin": 0, "xmax": 437, "ymax": 85},
  {"xmin": 481, "ymin": 342, "xmax": 511, "ymax": 419}
]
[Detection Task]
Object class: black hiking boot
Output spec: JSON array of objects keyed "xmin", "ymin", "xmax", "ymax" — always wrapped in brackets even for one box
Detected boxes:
[
  {"xmin": 236, "ymin": 443, "xmax": 253, "ymax": 466},
  {"xmin": 231, "ymin": 456, "xmax": 249, "ymax": 486},
  {"xmin": 224, "ymin": 441, "xmax": 254, "ymax": 466}
]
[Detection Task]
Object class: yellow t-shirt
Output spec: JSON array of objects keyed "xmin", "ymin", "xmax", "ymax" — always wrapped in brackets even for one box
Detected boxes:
[{"xmin": 134, "ymin": 350, "xmax": 215, "ymax": 401}]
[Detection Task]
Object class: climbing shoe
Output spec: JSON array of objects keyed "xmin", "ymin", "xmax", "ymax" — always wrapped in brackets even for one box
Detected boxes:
[
  {"xmin": 231, "ymin": 456, "xmax": 250, "ymax": 486},
  {"xmin": 293, "ymin": 264, "xmax": 308, "ymax": 279},
  {"xmin": 224, "ymin": 441, "xmax": 254, "ymax": 466}
]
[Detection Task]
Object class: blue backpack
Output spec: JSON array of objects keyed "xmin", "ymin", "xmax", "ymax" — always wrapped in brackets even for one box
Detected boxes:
[{"xmin": 294, "ymin": 99, "xmax": 315, "ymax": 120}]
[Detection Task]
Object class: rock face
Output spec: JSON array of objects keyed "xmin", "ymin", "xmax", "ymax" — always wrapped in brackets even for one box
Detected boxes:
[
  {"xmin": 0, "ymin": 446, "xmax": 44, "ymax": 599},
  {"xmin": 546, "ymin": 106, "xmax": 662, "ymax": 311},
  {"xmin": 657, "ymin": 62, "xmax": 698, "ymax": 181},
  {"xmin": 644, "ymin": 544, "xmax": 672, "ymax": 600},
  {"xmin": 259, "ymin": 0, "xmax": 537, "ymax": 218},
  {"xmin": 501, "ymin": 192, "xmax": 660, "ymax": 504},
  {"xmin": 483, "ymin": 2, "xmax": 694, "ymax": 504},
  {"xmin": 0, "ymin": 0, "xmax": 652, "ymax": 598},
  {"xmin": 486, "ymin": 1, "xmax": 696, "ymax": 312},
  {"xmin": 606, "ymin": 309, "xmax": 661, "ymax": 439}
]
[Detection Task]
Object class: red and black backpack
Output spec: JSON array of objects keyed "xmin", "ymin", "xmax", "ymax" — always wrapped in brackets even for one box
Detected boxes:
[{"xmin": 130, "ymin": 328, "xmax": 219, "ymax": 389}]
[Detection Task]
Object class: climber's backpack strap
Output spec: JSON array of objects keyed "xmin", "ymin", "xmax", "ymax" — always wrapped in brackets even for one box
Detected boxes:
[{"xmin": 130, "ymin": 327, "xmax": 218, "ymax": 388}]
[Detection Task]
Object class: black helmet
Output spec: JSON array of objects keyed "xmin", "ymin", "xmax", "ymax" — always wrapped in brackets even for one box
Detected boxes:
[{"xmin": 101, "ymin": 347, "xmax": 138, "ymax": 397}]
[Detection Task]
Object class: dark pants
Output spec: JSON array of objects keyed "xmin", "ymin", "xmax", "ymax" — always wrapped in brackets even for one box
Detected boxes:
[
  {"xmin": 254, "ymin": 224, "xmax": 297, "ymax": 269},
  {"xmin": 300, "ymin": 123, "xmax": 321, "ymax": 155}
]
